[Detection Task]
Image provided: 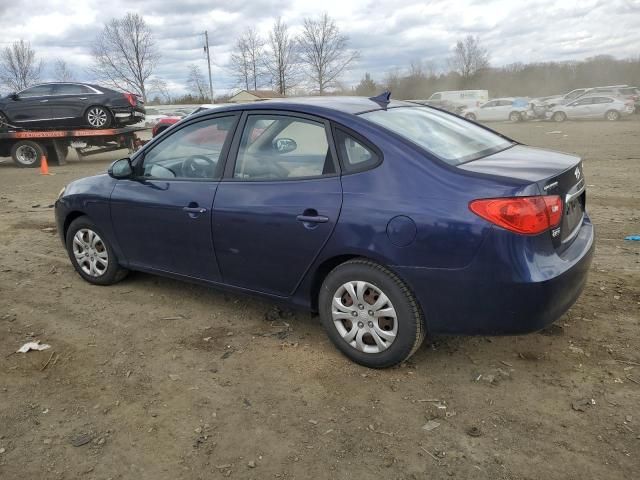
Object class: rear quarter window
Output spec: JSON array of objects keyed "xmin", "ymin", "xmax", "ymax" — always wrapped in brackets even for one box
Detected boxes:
[{"xmin": 334, "ymin": 128, "xmax": 380, "ymax": 173}]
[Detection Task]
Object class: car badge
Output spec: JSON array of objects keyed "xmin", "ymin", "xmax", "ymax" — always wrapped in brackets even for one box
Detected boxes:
[{"xmin": 574, "ymin": 167, "xmax": 581, "ymax": 180}]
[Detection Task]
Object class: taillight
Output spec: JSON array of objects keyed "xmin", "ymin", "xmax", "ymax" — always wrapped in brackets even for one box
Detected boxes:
[
  {"xmin": 124, "ymin": 93, "xmax": 137, "ymax": 106},
  {"xmin": 469, "ymin": 195, "xmax": 562, "ymax": 235}
]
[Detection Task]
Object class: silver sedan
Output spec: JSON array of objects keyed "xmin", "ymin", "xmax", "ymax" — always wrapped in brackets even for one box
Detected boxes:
[{"xmin": 547, "ymin": 95, "xmax": 634, "ymax": 122}]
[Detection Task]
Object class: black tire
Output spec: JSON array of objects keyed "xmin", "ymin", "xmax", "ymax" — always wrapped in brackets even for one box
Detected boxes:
[
  {"xmin": 605, "ymin": 110, "xmax": 620, "ymax": 121},
  {"xmin": 509, "ymin": 111, "xmax": 522, "ymax": 123},
  {"xmin": 85, "ymin": 106, "xmax": 112, "ymax": 129},
  {"xmin": 65, "ymin": 216, "xmax": 128, "ymax": 285},
  {"xmin": 552, "ymin": 111, "xmax": 566, "ymax": 122},
  {"xmin": 11, "ymin": 140, "xmax": 44, "ymax": 168},
  {"xmin": 319, "ymin": 258, "xmax": 425, "ymax": 368},
  {"xmin": 465, "ymin": 113, "xmax": 476, "ymax": 121}
]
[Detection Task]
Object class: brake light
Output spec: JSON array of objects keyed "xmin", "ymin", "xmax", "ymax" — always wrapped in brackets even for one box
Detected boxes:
[
  {"xmin": 124, "ymin": 93, "xmax": 137, "ymax": 106},
  {"xmin": 469, "ymin": 195, "xmax": 562, "ymax": 235}
]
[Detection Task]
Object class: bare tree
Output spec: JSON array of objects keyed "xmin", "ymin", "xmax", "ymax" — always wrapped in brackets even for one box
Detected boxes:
[
  {"xmin": 53, "ymin": 58, "xmax": 74, "ymax": 82},
  {"xmin": 230, "ymin": 37, "xmax": 251, "ymax": 90},
  {"xmin": 91, "ymin": 12, "xmax": 160, "ymax": 101},
  {"xmin": 230, "ymin": 27, "xmax": 265, "ymax": 91},
  {"xmin": 187, "ymin": 64, "xmax": 209, "ymax": 101},
  {"xmin": 449, "ymin": 35, "xmax": 490, "ymax": 81},
  {"xmin": 148, "ymin": 78, "xmax": 171, "ymax": 104},
  {"xmin": 265, "ymin": 17, "xmax": 298, "ymax": 95},
  {"xmin": 0, "ymin": 39, "xmax": 43, "ymax": 91},
  {"xmin": 298, "ymin": 13, "xmax": 358, "ymax": 94}
]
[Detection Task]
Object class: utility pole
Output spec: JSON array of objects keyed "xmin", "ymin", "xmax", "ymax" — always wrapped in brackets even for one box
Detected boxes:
[{"xmin": 204, "ymin": 31, "xmax": 214, "ymax": 103}]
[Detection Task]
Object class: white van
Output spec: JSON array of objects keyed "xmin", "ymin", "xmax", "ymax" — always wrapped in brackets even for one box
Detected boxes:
[{"xmin": 428, "ymin": 90, "xmax": 489, "ymax": 109}]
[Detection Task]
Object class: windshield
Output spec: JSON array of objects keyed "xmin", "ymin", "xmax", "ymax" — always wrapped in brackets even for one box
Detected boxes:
[{"xmin": 360, "ymin": 106, "xmax": 513, "ymax": 165}]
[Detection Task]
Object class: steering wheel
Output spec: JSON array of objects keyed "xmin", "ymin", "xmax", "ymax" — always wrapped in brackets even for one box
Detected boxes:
[{"xmin": 182, "ymin": 155, "xmax": 216, "ymax": 179}]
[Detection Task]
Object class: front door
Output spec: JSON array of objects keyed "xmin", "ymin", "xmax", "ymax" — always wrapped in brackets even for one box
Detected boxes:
[
  {"xmin": 110, "ymin": 114, "xmax": 239, "ymax": 281},
  {"xmin": 5, "ymin": 84, "xmax": 53, "ymax": 125},
  {"xmin": 213, "ymin": 113, "xmax": 342, "ymax": 296}
]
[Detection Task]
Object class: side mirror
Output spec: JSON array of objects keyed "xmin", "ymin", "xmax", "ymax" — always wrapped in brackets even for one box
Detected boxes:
[
  {"xmin": 9, "ymin": 92, "xmax": 19, "ymax": 100},
  {"xmin": 108, "ymin": 158, "xmax": 133, "ymax": 179},
  {"xmin": 273, "ymin": 137, "xmax": 297, "ymax": 154}
]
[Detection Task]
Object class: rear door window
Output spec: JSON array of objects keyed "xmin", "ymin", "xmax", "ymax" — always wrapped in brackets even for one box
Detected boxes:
[
  {"xmin": 53, "ymin": 84, "xmax": 90, "ymax": 95},
  {"xmin": 334, "ymin": 129, "xmax": 379, "ymax": 173}
]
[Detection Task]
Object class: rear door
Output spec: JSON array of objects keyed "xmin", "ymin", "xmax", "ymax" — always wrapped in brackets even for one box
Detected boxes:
[
  {"xmin": 212, "ymin": 112, "xmax": 342, "ymax": 296},
  {"xmin": 110, "ymin": 114, "xmax": 239, "ymax": 281},
  {"xmin": 48, "ymin": 83, "xmax": 94, "ymax": 122},
  {"xmin": 4, "ymin": 85, "xmax": 53, "ymax": 124}
]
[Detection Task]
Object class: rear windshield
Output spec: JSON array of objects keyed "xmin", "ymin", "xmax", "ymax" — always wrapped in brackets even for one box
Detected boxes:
[{"xmin": 360, "ymin": 106, "xmax": 513, "ymax": 165}]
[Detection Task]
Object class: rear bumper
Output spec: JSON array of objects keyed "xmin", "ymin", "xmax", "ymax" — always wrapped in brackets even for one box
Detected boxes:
[
  {"xmin": 111, "ymin": 107, "xmax": 145, "ymax": 123},
  {"xmin": 394, "ymin": 216, "xmax": 595, "ymax": 335}
]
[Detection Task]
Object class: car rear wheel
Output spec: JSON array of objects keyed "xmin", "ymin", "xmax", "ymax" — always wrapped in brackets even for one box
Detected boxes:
[
  {"xmin": 319, "ymin": 259, "xmax": 425, "ymax": 368},
  {"xmin": 465, "ymin": 113, "xmax": 476, "ymax": 121},
  {"xmin": 85, "ymin": 106, "xmax": 112, "ymax": 129},
  {"xmin": 605, "ymin": 110, "xmax": 620, "ymax": 121},
  {"xmin": 11, "ymin": 140, "xmax": 44, "ymax": 168},
  {"xmin": 509, "ymin": 111, "xmax": 522, "ymax": 122},
  {"xmin": 65, "ymin": 216, "xmax": 128, "ymax": 285},
  {"xmin": 552, "ymin": 111, "xmax": 566, "ymax": 122}
]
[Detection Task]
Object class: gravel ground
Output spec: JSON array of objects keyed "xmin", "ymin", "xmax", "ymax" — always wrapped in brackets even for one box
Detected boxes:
[{"xmin": 0, "ymin": 118, "xmax": 638, "ymax": 479}]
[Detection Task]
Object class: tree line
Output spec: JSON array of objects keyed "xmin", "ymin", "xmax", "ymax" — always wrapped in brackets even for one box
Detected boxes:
[{"xmin": 1, "ymin": 12, "xmax": 639, "ymax": 103}]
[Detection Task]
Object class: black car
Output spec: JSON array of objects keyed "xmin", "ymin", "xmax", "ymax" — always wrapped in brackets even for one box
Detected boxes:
[{"xmin": 0, "ymin": 82, "xmax": 145, "ymax": 130}]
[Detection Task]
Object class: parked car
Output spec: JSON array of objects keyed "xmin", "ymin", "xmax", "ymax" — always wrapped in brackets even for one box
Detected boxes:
[
  {"xmin": 152, "ymin": 115, "xmax": 182, "ymax": 137},
  {"xmin": 546, "ymin": 95, "xmax": 635, "ymax": 122},
  {"xmin": 408, "ymin": 99, "xmax": 464, "ymax": 114},
  {"xmin": 143, "ymin": 107, "xmax": 169, "ymax": 127},
  {"xmin": 463, "ymin": 98, "xmax": 530, "ymax": 122},
  {"xmin": 541, "ymin": 85, "xmax": 630, "ymax": 108},
  {"xmin": 427, "ymin": 90, "xmax": 489, "ymax": 109},
  {"xmin": 0, "ymin": 82, "xmax": 145, "ymax": 129},
  {"xmin": 55, "ymin": 96, "xmax": 594, "ymax": 368}
]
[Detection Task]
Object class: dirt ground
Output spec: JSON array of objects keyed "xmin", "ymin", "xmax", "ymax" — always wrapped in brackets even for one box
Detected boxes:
[{"xmin": 0, "ymin": 118, "xmax": 638, "ymax": 480}]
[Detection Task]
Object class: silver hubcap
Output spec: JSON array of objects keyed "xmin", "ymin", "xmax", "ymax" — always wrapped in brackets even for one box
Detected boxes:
[
  {"xmin": 15, "ymin": 145, "xmax": 38, "ymax": 165},
  {"xmin": 607, "ymin": 112, "xmax": 617, "ymax": 120},
  {"xmin": 73, "ymin": 229, "xmax": 108, "ymax": 277},
  {"xmin": 87, "ymin": 108, "xmax": 108, "ymax": 127},
  {"xmin": 331, "ymin": 281, "xmax": 398, "ymax": 354}
]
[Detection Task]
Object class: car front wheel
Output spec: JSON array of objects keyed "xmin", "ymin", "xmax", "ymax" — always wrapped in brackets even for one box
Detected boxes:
[
  {"xmin": 553, "ymin": 111, "xmax": 566, "ymax": 122},
  {"xmin": 319, "ymin": 259, "xmax": 425, "ymax": 368},
  {"xmin": 65, "ymin": 216, "xmax": 128, "ymax": 285},
  {"xmin": 605, "ymin": 110, "xmax": 620, "ymax": 121}
]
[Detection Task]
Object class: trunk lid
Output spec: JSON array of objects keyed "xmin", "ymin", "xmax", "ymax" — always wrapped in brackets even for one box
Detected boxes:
[{"xmin": 459, "ymin": 145, "xmax": 586, "ymax": 248}]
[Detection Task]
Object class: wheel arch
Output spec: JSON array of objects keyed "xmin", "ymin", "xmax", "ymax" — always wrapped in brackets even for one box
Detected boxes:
[
  {"xmin": 63, "ymin": 210, "xmax": 88, "ymax": 240},
  {"xmin": 307, "ymin": 253, "xmax": 414, "ymax": 313}
]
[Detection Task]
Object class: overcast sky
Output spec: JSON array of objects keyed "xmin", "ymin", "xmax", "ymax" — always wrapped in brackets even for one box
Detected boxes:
[{"xmin": 1, "ymin": 0, "xmax": 639, "ymax": 95}]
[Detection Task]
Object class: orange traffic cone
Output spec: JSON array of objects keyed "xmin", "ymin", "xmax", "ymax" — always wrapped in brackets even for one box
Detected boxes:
[{"xmin": 40, "ymin": 155, "xmax": 50, "ymax": 175}]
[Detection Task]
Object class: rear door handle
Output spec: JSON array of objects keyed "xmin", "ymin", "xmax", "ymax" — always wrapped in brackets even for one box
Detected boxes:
[
  {"xmin": 40, "ymin": 99, "xmax": 48, "ymax": 103},
  {"xmin": 79, "ymin": 97, "xmax": 87, "ymax": 100},
  {"xmin": 296, "ymin": 214, "xmax": 329, "ymax": 224}
]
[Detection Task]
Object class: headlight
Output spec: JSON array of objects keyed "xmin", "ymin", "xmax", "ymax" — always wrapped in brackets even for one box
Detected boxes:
[{"xmin": 57, "ymin": 186, "xmax": 66, "ymax": 199}]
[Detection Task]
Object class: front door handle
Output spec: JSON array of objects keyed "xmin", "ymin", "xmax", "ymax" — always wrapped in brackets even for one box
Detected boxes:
[
  {"xmin": 79, "ymin": 97, "xmax": 88, "ymax": 100},
  {"xmin": 40, "ymin": 99, "xmax": 48, "ymax": 103},
  {"xmin": 183, "ymin": 206, "xmax": 207, "ymax": 214},
  {"xmin": 297, "ymin": 209, "xmax": 329, "ymax": 224}
]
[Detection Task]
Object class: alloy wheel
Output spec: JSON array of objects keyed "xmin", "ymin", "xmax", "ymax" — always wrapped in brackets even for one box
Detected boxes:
[
  {"xmin": 72, "ymin": 228, "xmax": 109, "ymax": 277},
  {"xmin": 331, "ymin": 281, "xmax": 398, "ymax": 354},
  {"xmin": 87, "ymin": 108, "xmax": 108, "ymax": 127}
]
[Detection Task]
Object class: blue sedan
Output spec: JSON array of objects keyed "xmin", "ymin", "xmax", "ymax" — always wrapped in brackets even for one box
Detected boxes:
[{"xmin": 55, "ymin": 95, "xmax": 594, "ymax": 368}]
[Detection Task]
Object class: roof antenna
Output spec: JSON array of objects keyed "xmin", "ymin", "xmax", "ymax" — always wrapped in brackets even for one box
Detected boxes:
[{"xmin": 369, "ymin": 91, "xmax": 391, "ymax": 107}]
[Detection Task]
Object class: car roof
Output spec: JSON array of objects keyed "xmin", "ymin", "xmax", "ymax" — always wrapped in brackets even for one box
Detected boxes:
[{"xmin": 191, "ymin": 96, "xmax": 418, "ymax": 118}]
